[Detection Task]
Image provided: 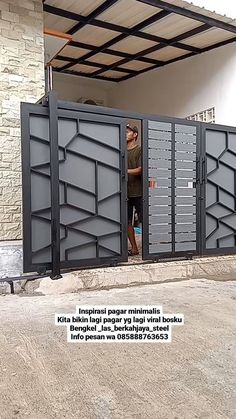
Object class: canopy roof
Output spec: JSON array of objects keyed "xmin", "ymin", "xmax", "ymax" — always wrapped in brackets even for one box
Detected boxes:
[{"xmin": 43, "ymin": 0, "xmax": 236, "ymax": 82}]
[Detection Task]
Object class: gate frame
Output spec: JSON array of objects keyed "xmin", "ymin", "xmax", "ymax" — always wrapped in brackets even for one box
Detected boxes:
[
  {"xmin": 142, "ymin": 118, "xmax": 202, "ymax": 261},
  {"xmin": 55, "ymin": 98, "xmax": 203, "ymax": 262},
  {"xmin": 201, "ymin": 122, "xmax": 236, "ymax": 256},
  {"xmin": 21, "ymin": 92, "xmax": 236, "ymax": 277},
  {"xmin": 21, "ymin": 91, "xmax": 129, "ymax": 277}
]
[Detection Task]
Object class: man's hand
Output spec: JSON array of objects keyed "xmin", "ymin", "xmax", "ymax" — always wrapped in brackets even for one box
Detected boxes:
[{"xmin": 128, "ymin": 167, "xmax": 142, "ymax": 176}]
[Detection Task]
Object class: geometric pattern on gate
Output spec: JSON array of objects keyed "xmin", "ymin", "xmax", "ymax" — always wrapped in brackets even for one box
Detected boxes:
[
  {"xmin": 30, "ymin": 115, "xmax": 122, "ymax": 264},
  {"xmin": 206, "ymin": 130, "xmax": 236, "ymax": 249},
  {"xmin": 58, "ymin": 118, "xmax": 122, "ymax": 262}
]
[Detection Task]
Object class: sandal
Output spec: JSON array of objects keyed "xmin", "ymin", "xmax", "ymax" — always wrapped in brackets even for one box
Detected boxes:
[{"xmin": 128, "ymin": 250, "xmax": 139, "ymax": 256}]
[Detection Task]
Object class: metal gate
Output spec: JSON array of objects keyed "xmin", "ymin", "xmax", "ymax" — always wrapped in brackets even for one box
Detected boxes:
[
  {"xmin": 21, "ymin": 92, "xmax": 127, "ymax": 277},
  {"xmin": 202, "ymin": 124, "xmax": 236, "ymax": 255},
  {"xmin": 21, "ymin": 92, "xmax": 236, "ymax": 277},
  {"xmin": 142, "ymin": 118, "xmax": 200, "ymax": 260}
]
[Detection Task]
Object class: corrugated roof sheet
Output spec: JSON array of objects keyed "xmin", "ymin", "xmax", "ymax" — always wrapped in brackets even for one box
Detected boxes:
[{"xmin": 44, "ymin": 0, "xmax": 236, "ymax": 82}]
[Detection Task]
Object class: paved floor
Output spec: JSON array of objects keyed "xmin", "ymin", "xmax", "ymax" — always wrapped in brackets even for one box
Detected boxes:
[{"xmin": 0, "ymin": 278, "xmax": 235, "ymax": 419}]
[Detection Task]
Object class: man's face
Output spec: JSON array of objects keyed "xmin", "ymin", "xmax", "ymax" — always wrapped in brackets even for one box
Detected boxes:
[{"xmin": 126, "ymin": 128, "xmax": 136, "ymax": 143}]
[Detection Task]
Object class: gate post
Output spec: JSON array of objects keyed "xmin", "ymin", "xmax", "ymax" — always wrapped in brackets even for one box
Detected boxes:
[{"xmin": 48, "ymin": 91, "xmax": 62, "ymax": 279}]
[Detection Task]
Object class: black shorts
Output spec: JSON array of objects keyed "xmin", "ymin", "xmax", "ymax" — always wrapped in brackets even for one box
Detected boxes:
[{"xmin": 128, "ymin": 197, "xmax": 142, "ymax": 224}]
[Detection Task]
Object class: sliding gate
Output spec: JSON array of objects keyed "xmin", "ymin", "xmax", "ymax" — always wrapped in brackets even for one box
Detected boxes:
[
  {"xmin": 202, "ymin": 124, "xmax": 236, "ymax": 255},
  {"xmin": 143, "ymin": 119, "xmax": 200, "ymax": 260},
  {"xmin": 21, "ymin": 93, "xmax": 128, "ymax": 277},
  {"xmin": 21, "ymin": 93, "xmax": 236, "ymax": 277}
]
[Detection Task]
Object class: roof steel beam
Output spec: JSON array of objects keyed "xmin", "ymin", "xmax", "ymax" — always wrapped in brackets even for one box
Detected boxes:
[
  {"xmin": 67, "ymin": 0, "xmax": 119, "ymax": 35},
  {"xmin": 137, "ymin": 0, "xmax": 236, "ymax": 34},
  {"xmin": 118, "ymin": 35, "xmax": 236, "ymax": 83},
  {"xmin": 44, "ymin": 1, "xmax": 236, "ymax": 82},
  {"xmin": 59, "ymin": 9, "xmax": 170, "ymax": 71},
  {"xmin": 69, "ymin": 40, "xmax": 161, "ymax": 65},
  {"xmin": 44, "ymin": 5, "xmax": 200, "ymax": 70},
  {"xmin": 53, "ymin": 67, "xmax": 119, "ymax": 82},
  {"xmin": 56, "ymin": 55, "xmax": 139, "ymax": 74}
]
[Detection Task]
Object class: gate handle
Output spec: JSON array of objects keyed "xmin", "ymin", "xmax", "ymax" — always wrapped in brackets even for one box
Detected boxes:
[
  {"xmin": 202, "ymin": 158, "xmax": 207, "ymax": 184},
  {"xmin": 196, "ymin": 157, "xmax": 200, "ymax": 183},
  {"xmin": 121, "ymin": 154, "xmax": 127, "ymax": 180}
]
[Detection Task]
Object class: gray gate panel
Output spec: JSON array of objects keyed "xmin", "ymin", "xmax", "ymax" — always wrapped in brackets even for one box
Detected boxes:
[
  {"xmin": 175, "ymin": 124, "xmax": 196, "ymax": 134},
  {"xmin": 58, "ymin": 115, "xmax": 123, "ymax": 264},
  {"xmin": 175, "ymin": 152, "xmax": 196, "ymax": 161},
  {"xmin": 175, "ymin": 233, "xmax": 196, "ymax": 241},
  {"xmin": 149, "ymin": 187, "xmax": 171, "ymax": 197},
  {"xmin": 80, "ymin": 121, "xmax": 120, "ymax": 150},
  {"xmin": 176, "ymin": 178, "xmax": 195, "ymax": 187},
  {"xmin": 30, "ymin": 115, "xmax": 49, "ymax": 140},
  {"xmin": 148, "ymin": 131, "xmax": 171, "ymax": 141},
  {"xmin": 69, "ymin": 135, "xmax": 120, "ymax": 168},
  {"xmin": 155, "ymin": 178, "xmax": 172, "ymax": 187},
  {"xmin": 149, "ymin": 196, "xmax": 171, "ymax": 205},
  {"xmin": 175, "ymin": 242, "xmax": 196, "ymax": 251},
  {"xmin": 152, "ymin": 169, "xmax": 171, "ymax": 178},
  {"xmin": 219, "ymin": 189, "xmax": 235, "ymax": 211},
  {"xmin": 175, "ymin": 142, "xmax": 196, "ymax": 152},
  {"xmin": 22, "ymin": 102, "xmax": 127, "ymax": 273},
  {"xmin": 207, "ymin": 205, "xmax": 232, "ymax": 219},
  {"xmin": 58, "ymin": 119, "xmax": 77, "ymax": 147},
  {"xmin": 175, "ymin": 160, "xmax": 196, "ymax": 169},
  {"xmin": 175, "ymin": 206, "xmax": 196, "ymax": 214},
  {"xmin": 175, "ymin": 223, "xmax": 196, "ymax": 233},
  {"xmin": 60, "ymin": 207, "xmax": 89, "ymax": 225},
  {"xmin": 149, "ymin": 214, "xmax": 171, "ymax": 224},
  {"xmin": 30, "ymin": 139, "xmax": 50, "ymax": 167},
  {"xmin": 145, "ymin": 119, "xmax": 198, "ymax": 259},
  {"xmin": 205, "ymin": 127, "xmax": 236, "ymax": 252},
  {"xmin": 206, "ymin": 183, "xmax": 217, "ymax": 207},
  {"xmin": 176, "ymin": 214, "xmax": 196, "ymax": 223},
  {"xmin": 148, "ymin": 121, "xmax": 171, "ymax": 131},
  {"xmin": 98, "ymin": 165, "xmax": 120, "ymax": 201},
  {"xmin": 149, "ymin": 159, "xmax": 172, "ymax": 169},
  {"xmin": 99, "ymin": 196, "xmax": 121, "ymax": 223},
  {"xmin": 28, "ymin": 110, "xmax": 52, "ymax": 266},
  {"xmin": 66, "ymin": 187, "xmax": 95, "ymax": 213},
  {"xmin": 148, "ymin": 149, "xmax": 171, "ymax": 160},
  {"xmin": 228, "ymin": 133, "xmax": 236, "ymax": 153},
  {"xmin": 176, "ymin": 196, "xmax": 196, "ymax": 205},
  {"xmin": 220, "ymin": 152, "xmax": 236, "ymax": 169},
  {"xmin": 60, "ymin": 153, "xmax": 95, "ymax": 193},
  {"xmin": 206, "ymin": 130, "xmax": 226, "ymax": 158},
  {"xmin": 176, "ymin": 188, "xmax": 196, "ymax": 196},
  {"xmin": 31, "ymin": 172, "xmax": 51, "ymax": 212},
  {"xmin": 149, "ymin": 243, "xmax": 172, "ymax": 253},
  {"xmin": 175, "ymin": 169, "xmax": 195, "ymax": 178},
  {"xmin": 209, "ymin": 166, "xmax": 234, "ymax": 194},
  {"xmin": 175, "ymin": 133, "xmax": 196, "ymax": 143},
  {"xmin": 149, "ymin": 136, "xmax": 170, "ymax": 146},
  {"xmin": 150, "ymin": 205, "xmax": 171, "ymax": 214}
]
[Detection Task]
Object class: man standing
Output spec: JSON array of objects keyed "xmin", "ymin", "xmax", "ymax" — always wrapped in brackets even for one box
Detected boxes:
[{"xmin": 127, "ymin": 124, "xmax": 142, "ymax": 256}]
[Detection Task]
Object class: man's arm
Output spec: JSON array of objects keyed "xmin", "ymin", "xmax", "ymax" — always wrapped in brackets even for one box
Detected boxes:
[{"xmin": 128, "ymin": 167, "xmax": 142, "ymax": 175}]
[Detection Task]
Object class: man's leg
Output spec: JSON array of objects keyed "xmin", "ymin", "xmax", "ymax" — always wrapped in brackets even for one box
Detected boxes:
[
  {"xmin": 128, "ymin": 198, "xmax": 139, "ymax": 255},
  {"xmin": 128, "ymin": 224, "xmax": 139, "ymax": 255}
]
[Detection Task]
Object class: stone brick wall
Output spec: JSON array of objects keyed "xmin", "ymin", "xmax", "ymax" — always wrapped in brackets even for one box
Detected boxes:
[{"xmin": 0, "ymin": 0, "xmax": 45, "ymax": 240}]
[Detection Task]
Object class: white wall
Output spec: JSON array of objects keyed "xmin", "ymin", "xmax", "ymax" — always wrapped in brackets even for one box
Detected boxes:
[
  {"xmin": 53, "ymin": 72, "xmax": 114, "ymax": 106},
  {"xmin": 108, "ymin": 43, "xmax": 236, "ymax": 126},
  {"xmin": 53, "ymin": 43, "xmax": 236, "ymax": 127}
]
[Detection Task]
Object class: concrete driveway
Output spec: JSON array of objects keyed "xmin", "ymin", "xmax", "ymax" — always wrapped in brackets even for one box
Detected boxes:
[{"xmin": 0, "ymin": 278, "xmax": 235, "ymax": 419}]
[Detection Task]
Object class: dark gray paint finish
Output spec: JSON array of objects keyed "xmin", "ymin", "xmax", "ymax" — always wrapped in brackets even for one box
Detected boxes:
[
  {"xmin": 145, "ymin": 119, "xmax": 198, "ymax": 257},
  {"xmin": 21, "ymin": 102, "xmax": 127, "ymax": 272},
  {"xmin": 204, "ymin": 127, "xmax": 236, "ymax": 251}
]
